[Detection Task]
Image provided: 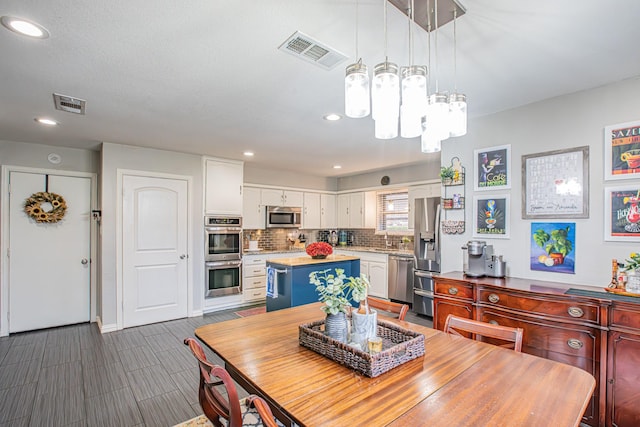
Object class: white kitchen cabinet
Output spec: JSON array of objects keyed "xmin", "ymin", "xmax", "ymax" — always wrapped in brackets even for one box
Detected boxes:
[
  {"xmin": 205, "ymin": 158, "xmax": 243, "ymax": 215},
  {"xmin": 337, "ymin": 192, "xmax": 376, "ymax": 229},
  {"xmin": 302, "ymin": 192, "xmax": 321, "ymax": 229},
  {"xmin": 242, "ymin": 254, "xmax": 267, "ymax": 303},
  {"xmin": 242, "ymin": 187, "xmax": 264, "ymax": 229},
  {"xmin": 320, "ymin": 193, "xmax": 336, "ymax": 229},
  {"xmin": 261, "ymin": 189, "xmax": 303, "ymax": 207},
  {"xmin": 408, "ymin": 183, "xmax": 440, "ymax": 229},
  {"xmin": 335, "ymin": 250, "xmax": 388, "ymax": 298}
]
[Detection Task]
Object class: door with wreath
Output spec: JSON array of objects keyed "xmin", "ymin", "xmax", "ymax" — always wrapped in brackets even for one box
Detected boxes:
[{"xmin": 8, "ymin": 171, "xmax": 91, "ymax": 333}]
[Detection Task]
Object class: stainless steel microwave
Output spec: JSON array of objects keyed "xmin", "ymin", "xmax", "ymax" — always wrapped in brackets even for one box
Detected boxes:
[{"xmin": 266, "ymin": 206, "xmax": 301, "ymax": 228}]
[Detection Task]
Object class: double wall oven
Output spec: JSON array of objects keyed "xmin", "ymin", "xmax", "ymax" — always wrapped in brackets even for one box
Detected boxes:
[{"xmin": 205, "ymin": 216, "xmax": 242, "ymax": 298}]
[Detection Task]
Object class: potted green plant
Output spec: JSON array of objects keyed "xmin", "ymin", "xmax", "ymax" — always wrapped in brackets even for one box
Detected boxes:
[
  {"xmin": 309, "ymin": 268, "xmax": 369, "ymax": 343},
  {"xmin": 440, "ymin": 165, "xmax": 456, "ymax": 183},
  {"xmin": 533, "ymin": 226, "xmax": 573, "ymax": 266}
]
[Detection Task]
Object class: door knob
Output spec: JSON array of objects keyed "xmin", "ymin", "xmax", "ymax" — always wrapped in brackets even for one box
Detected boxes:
[{"xmin": 81, "ymin": 258, "xmax": 88, "ymax": 265}]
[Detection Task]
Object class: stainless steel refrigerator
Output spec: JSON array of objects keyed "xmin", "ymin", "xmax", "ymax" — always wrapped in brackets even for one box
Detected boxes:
[{"xmin": 412, "ymin": 197, "xmax": 441, "ymax": 317}]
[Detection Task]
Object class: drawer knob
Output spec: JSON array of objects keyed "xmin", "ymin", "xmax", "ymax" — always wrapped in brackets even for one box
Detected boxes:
[
  {"xmin": 567, "ymin": 306, "xmax": 584, "ymax": 318},
  {"xmin": 567, "ymin": 338, "xmax": 583, "ymax": 350},
  {"xmin": 448, "ymin": 287, "xmax": 459, "ymax": 295},
  {"xmin": 488, "ymin": 293, "xmax": 500, "ymax": 304}
]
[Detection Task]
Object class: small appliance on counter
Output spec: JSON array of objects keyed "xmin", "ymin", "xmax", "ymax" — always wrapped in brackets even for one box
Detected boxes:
[
  {"xmin": 329, "ymin": 230, "xmax": 338, "ymax": 246},
  {"xmin": 462, "ymin": 240, "xmax": 506, "ymax": 278}
]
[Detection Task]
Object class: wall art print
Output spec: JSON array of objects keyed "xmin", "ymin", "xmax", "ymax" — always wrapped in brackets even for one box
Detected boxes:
[
  {"xmin": 604, "ymin": 185, "xmax": 640, "ymax": 241},
  {"xmin": 530, "ymin": 222, "xmax": 575, "ymax": 274},
  {"xmin": 604, "ymin": 120, "xmax": 640, "ymax": 180},
  {"xmin": 473, "ymin": 195, "xmax": 509, "ymax": 239},
  {"xmin": 474, "ymin": 144, "xmax": 511, "ymax": 191}
]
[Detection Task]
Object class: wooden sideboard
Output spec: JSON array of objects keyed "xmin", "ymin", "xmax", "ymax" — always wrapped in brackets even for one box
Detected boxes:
[{"xmin": 434, "ymin": 272, "xmax": 640, "ymax": 427}]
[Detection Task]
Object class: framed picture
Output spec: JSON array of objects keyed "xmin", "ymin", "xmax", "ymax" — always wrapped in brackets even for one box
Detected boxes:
[
  {"xmin": 530, "ymin": 222, "xmax": 576, "ymax": 274},
  {"xmin": 604, "ymin": 120, "xmax": 640, "ymax": 180},
  {"xmin": 473, "ymin": 195, "xmax": 510, "ymax": 239},
  {"xmin": 604, "ymin": 185, "xmax": 640, "ymax": 241},
  {"xmin": 522, "ymin": 146, "xmax": 589, "ymax": 219},
  {"xmin": 474, "ymin": 144, "xmax": 511, "ymax": 191}
]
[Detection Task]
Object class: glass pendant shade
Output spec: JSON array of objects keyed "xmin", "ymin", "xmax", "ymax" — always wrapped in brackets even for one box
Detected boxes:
[
  {"xmin": 449, "ymin": 93, "xmax": 467, "ymax": 137},
  {"xmin": 400, "ymin": 66, "xmax": 427, "ymax": 138},
  {"xmin": 375, "ymin": 115, "xmax": 399, "ymax": 139},
  {"xmin": 421, "ymin": 128, "xmax": 441, "ymax": 153},
  {"xmin": 345, "ymin": 62, "xmax": 370, "ymax": 118},
  {"xmin": 372, "ymin": 62, "xmax": 399, "ymax": 121},
  {"xmin": 428, "ymin": 93, "xmax": 450, "ymax": 141}
]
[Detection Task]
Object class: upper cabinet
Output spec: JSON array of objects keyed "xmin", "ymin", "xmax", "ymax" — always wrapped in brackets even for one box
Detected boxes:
[
  {"xmin": 337, "ymin": 192, "xmax": 375, "ymax": 228},
  {"xmin": 243, "ymin": 186, "xmax": 264, "ymax": 229},
  {"xmin": 320, "ymin": 193, "xmax": 337, "ymax": 229},
  {"xmin": 205, "ymin": 158, "xmax": 243, "ymax": 215},
  {"xmin": 261, "ymin": 189, "xmax": 303, "ymax": 207},
  {"xmin": 302, "ymin": 192, "xmax": 321, "ymax": 229},
  {"xmin": 408, "ymin": 183, "xmax": 440, "ymax": 229}
]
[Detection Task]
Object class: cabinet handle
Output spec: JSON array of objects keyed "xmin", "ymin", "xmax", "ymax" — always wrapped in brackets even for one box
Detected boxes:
[
  {"xmin": 488, "ymin": 293, "xmax": 500, "ymax": 303},
  {"xmin": 567, "ymin": 306, "xmax": 584, "ymax": 318},
  {"xmin": 448, "ymin": 287, "xmax": 458, "ymax": 295},
  {"xmin": 567, "ymin": 338, "xmax": 583, "ymax": 350}
]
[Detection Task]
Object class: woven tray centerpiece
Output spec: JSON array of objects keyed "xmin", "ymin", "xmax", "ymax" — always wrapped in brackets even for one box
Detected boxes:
[{"xmin": 299, "ymin": 319, "xmax": 425, "ymax": 378}]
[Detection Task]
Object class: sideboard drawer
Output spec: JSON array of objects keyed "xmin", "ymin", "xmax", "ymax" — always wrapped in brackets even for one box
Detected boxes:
[
  {"xmin": 435, "ymin": 281, "xmax": 473, "ymax": 300},
  {"xmin": 477, "ymin": 287, "xmax": 600, "ymax": 324},
  {"xmin": 478, "ymin": 308, "xmax": 599, "ymax": 359},
  {"xmin": 610, "ymin": 302, "xmax": 640, "ymax": 330}
]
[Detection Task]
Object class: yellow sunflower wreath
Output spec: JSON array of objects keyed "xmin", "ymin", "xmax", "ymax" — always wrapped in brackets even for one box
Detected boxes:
[{"xmin": 24, "ymin": 192, "xmax": 67, "ymax": 223}]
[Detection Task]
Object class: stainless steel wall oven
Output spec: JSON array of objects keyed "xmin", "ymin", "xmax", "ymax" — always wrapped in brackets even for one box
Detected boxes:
[{"xmin": 205, "ymin": 216, "xmax": 242, "ymax": 297}]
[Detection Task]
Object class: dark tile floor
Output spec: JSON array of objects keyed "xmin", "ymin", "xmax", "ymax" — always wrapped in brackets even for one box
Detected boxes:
[{"xmin": 0, "ymin": 305, "xmax": 433, "ymax": 427}]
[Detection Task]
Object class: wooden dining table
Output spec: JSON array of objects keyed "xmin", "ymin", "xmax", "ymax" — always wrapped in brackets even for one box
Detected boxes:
[{"xmin": 195, "ymin": 303, "xmax": 595, "ymax": 427}]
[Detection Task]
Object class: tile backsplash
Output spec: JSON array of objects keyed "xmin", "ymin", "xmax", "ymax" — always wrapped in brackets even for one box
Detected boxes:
[{"xmin": 243, "ymin": 228, "xmax": 412, "ymax": 251}]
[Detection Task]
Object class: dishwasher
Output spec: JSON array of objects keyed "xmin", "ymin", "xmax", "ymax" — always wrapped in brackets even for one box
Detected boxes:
[{"xmin": 387, "ymin": 255, "xmax": 414, "ymax": 304}]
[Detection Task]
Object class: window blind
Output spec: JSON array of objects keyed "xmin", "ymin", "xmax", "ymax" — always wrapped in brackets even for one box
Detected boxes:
[{"xmin": 377, "ymin": 190, "xmax": 409, "ymax": 232}]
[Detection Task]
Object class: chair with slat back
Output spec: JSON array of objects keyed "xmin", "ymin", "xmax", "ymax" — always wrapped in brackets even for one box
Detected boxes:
[
  {"xmin": 366, "ymin": 296, "xmax": 409, "ymax": 321},
  {"xmin": 184, "ymin": 338, "xmax": 279, "ymax": 427},
  {"xmin": 443, "ymin": 314, "xmax": 524, "ymax": 352}
]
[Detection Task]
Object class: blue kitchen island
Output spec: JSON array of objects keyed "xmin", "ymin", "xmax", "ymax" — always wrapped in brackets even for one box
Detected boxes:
[{"xmin": 266, "ymin": 254, "xmax": 360, "ymax": 312}]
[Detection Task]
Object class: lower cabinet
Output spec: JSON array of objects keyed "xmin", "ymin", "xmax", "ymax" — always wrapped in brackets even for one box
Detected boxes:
[
  {"xmin": 607, "ymin": 302, "xmax": 640, "ymax": 427},
  {"xmin": 242, "ymin": 255, "xmax": 267, "ymax": 303},
  {"xmin": 336, "ymin": 250, "xmax": 388, "ymax": 299},
  {"xmin": 433, "ymin": 280, "xmax": 474, "ymax": 331}
]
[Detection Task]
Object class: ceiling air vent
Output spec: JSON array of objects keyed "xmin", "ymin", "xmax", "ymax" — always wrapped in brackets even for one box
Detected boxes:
[
  {"xmin": 278, "ymin": 31, "xmax": 347, "ymax": 70},
  {"xmin": 53, "ymin": 93, "xmax": 86, "ymax": 115}
]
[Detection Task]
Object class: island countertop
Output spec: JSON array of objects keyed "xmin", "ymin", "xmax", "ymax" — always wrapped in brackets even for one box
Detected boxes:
[{"xmin": 266, "ymin": 254, "xmax": 359, "ymax": 267}]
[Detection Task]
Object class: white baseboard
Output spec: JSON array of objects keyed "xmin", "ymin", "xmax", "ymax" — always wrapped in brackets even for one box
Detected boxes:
[
  {"xmin": 190, "ymin": 309, "xmax": 204, "ymax": 317},
  {"xmin": 97, "ymin": 316, "xmax": 118, "ymax": 334}
]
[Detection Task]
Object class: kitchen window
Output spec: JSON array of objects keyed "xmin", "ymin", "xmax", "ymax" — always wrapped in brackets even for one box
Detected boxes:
[{"xmin": 377, "ymin": 190, "xmax": 409, "ymax": 233}]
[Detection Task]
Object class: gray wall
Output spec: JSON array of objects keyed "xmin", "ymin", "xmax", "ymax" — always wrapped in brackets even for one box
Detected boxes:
[
  {"xmin": 0, "ymin": 140, "xmax": 99, "ymax": 173},
  {"xmin": 440, "ymin": 76, "xmax": 640, "ymax": 287},
  {"xmin": 244, "ymin": 164, "xmax": 338, "ymax": 191},
  {"xmin": 100, "ymin": 142, "xmax": 205, "ymax": 328},
  {"xmin": 337, "ymin": 158, "xmax": 441, "ymax": 191}
]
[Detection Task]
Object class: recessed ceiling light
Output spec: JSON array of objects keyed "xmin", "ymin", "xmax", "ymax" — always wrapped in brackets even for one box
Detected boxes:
[
  {"xmin": 333, "ymin": 165, "xmax": 342, "ymax": 169},
  {"xmin": 35, "ymin": 117, "xmax": 58, "ymax": 126},
  {"xmin": 243, "ymin": 151, "xmax": 254, "ymax": 157},
  {"xmin": 1, "ymin": 16, "xmax": 49, "ymax": 39},
  {"xmin": 324, "ymin": 114, "xmax": 342, "ymax": 121}
]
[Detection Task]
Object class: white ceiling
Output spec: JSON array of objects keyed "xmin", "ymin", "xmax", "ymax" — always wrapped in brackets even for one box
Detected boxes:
[{"xmin": 1, "ymin": 0, "xmax": 640, "ymax": 177}]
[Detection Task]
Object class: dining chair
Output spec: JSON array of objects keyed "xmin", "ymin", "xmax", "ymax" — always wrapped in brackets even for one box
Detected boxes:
[
  {"xmin": 184, "ymin": 338, "xmax": 279, "ymax": 427},
  {"xmin": 366, "ymin": 296, "xmax": 409, "ymax": 321},
  {"xmin": 443, "ymin": 314, "xmax": 524, "ymax": 352}
]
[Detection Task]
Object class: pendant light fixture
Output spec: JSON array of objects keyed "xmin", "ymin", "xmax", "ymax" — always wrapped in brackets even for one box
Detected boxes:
[
  {"xmin": 421, "ymin": 0, "xmax": 441, "ymax": 153},
  {"xmin": 426, "ymin": 0, "xmax": 450, "ymax": 142},
  {"xmin": 372, "ymin": 0, "xmax": 399, "ymax": 139},
  {"xmin": 345, "ymin": 0, "xmax": 370, "ymax": 119},
  {"xmin": 400, "ymin": 0, "xmax": 427, "ymax": 138},
  {"xmin": 448, "ymin": 8, "xmax": 467, "ymax": 137}
]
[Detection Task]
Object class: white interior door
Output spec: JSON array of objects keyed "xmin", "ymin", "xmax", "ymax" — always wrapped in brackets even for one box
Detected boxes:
[
  {"xmin": 9, "ymin": 172, "xmax": 91, "ymax": 333},
  {"xmin": 122, "ymin": 175, "xmax": 188, "ymax": 328}
]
